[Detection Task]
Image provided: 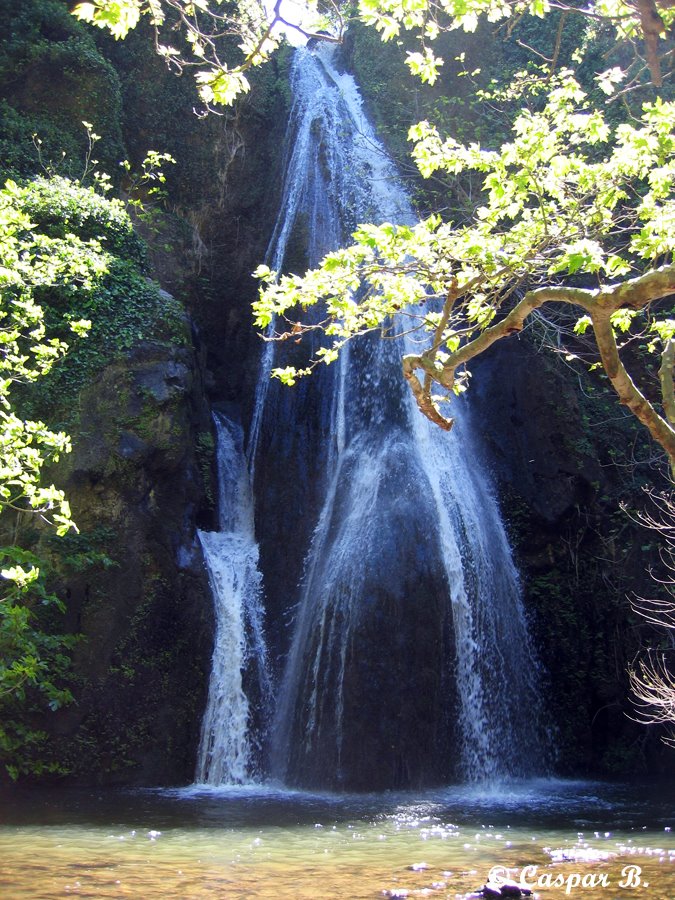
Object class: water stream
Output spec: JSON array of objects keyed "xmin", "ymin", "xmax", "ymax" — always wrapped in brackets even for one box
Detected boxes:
[
  {"xmin": 248, "ymin": 44, "xmax": 546, "ymax": 789},
  {"xmin": 195, "ymin": 415, "xmax": 272, "ymax": 785}
]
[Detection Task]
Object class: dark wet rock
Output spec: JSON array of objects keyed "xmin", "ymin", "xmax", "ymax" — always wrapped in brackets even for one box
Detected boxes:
[
  {"xmin": 470, "ymin": 339, "xmax": 675, "ymax": 778},
  {"xmin": 499, "ymin": 882, "xmax": 524, "ymax": 897},
  {"xmin": 41, "ymin": 335, "xmax": 214, "ymax": 785},
  {"xmin": 479, "ymin": 879, "xmax": 531, "ymax": 898},
  {"xmin": 471, "ymin": 341, "xmax": 603, "ymax": 526},
  {"xmin": 117, "ymin": 430, "xmax": 148, "ymax": 460}
]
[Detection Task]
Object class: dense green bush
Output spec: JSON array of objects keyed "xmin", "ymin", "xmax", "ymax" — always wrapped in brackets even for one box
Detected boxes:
[
  {"xmin": 0, "ymin": 171, "xmax": 185, "ymax": 779},
  {"xmin": 23, "ymin": 175, "xmax": 145, "ymax": 266},
  {"xmin": 14, "ymin": 176, "xmax": 186, "ymax": 424},
  {"xmin": 0, "ymin": 0, "xmax": 125, "ymax": 182},
  {"xmin": 0, "ymin": 546, "xmax": 77, "ymax": 780}
]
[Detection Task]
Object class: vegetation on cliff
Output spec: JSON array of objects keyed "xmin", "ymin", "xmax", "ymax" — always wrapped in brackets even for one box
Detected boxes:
[
  {"xmin": 0, "ymin": 0, "xmax": 286, "ymax": 782},
  {"xmin": 0, "ymin": 166, "xmax": 193, "ymax": 778},
  {"xmin": 0, "ymin": 0, "xmax": 186, "ymax": 778},
  {"xmin": 0, "ymin": 174, "xmax": 104, "ymax": 777}
]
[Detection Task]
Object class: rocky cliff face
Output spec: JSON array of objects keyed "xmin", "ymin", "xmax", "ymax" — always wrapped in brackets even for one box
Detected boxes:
[
  {"xmin": 471, "ymin": 339, "xmax": 672, "ymax": 776},
  {"xmin": 0, "ymin": 8, "xmax": 290, "ymax": 783},
  {"xmin": 40, "ymin": 328, "xmax": 214, "ymax": 784}
]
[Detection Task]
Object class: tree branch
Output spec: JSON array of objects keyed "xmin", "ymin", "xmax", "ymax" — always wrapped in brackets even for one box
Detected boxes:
[
  {"xmin": 402, "ymin": 264, "xmax": 675, "ymax": 456},
  {"xmin": 402, "ymin": 357, "xmax": 454, "ymax": 430},
  {"xmin": 402, "ymin": 282, "xmax": 595, "ymax": 426},
  {"xmin": 629, "ymin": 651, "xmax": 675, "ymax": 740},
  {"xmin": 594, "ymin": 262, "xmax": 675, "ymax": 312},
  {"xmin": 634, "ymin": 0, "xmax": 666, "ymax": 86},
  {"xmin": 660, "ymin": 338, "xmax": 675, "ymax": 427},
  {"xmin": 592, "ymin": 308, "xmax": 675, "ymax": 467}
]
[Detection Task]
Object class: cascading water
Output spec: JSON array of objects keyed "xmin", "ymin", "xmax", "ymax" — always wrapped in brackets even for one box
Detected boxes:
[
  {"xmin": 249, "ymin": 43, "xmax": 548, "ymax": 790},
  {"xmin": 196, "ymin": 41, "xmax": 547, "ymax": 790},
  {"xmin": 195, "ymin": 413, "xmax": 272, "ymax": 785}
]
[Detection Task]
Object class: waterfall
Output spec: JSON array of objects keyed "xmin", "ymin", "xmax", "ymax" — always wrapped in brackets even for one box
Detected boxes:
[
  {"xmin": 196, "ymin": 41, "xmax": 547, "ymax": 791},
  {"xmin": 245, "ymin": 46, "xmax": 381, "ymax": 470},
  {"xmin": 251, "ymin": 44, "xmax": 547, "ymax": 790},
  {"xmin": 195, "ymin": 413, "xmax": 272, "ymax": 785}
]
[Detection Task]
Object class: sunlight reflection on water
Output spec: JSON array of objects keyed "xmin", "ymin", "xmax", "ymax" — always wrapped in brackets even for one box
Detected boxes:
[{"xmin": 0, "ymin": 779, "xmax": 673, "ymax": 899}]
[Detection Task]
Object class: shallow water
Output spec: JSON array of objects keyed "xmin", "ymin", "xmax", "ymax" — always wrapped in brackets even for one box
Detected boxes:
[{"xmin": 0, "ymin": 779, "xmax": 673, "ymax": 898}]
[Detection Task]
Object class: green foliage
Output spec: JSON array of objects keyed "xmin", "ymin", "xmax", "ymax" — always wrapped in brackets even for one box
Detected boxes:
[
  {"xmin": 48, "ymin": 526, "xmax": 119, "ymax": 575},
  {"xmin": 356, "ymin": 0, "xmax": 674, "ymax": 53},
  {"xmin": 0, "ymin": 0, "xmax": 125, "ymax": 182},
  {"xmin": 0, "ymin": 170, "xmax": 185, "ymax": 778},
  {"xmin": 68, "ymin": 0, "xmax": 675, "ymax": 119},
  {"xmin": 253, "ymin": 28, "xmax": 675, "ymax": 463},
  {"xmin": 271, "ymin": 10, "xmax": 673, "ymax": 357},
  {"xmin": 0, "ymin": 177, "xmax": 105, "ymax": 533},
  {"xmin": 254, "ymin": 73, "xmax": 674, "ymax": 370},
  {"xmin": 72, "ymin": 0, "xmax": 287, "ymax": 108},
  {"xmin": 0, "ymin": 546, "xmax": 77, "ymax": 779},
  {"xmin": 20, "ymin": 174, "xmax": 145, "ymax": 266},
  {"xmin": 73, "ymin": 0, "xmax": 143, "ymax": 39},
  {"xmin": 11, "ymin": 168, "xmax": 187, "ymax": 411},
  {"xmin": 30, "ymin": 261, "xmax": 187, "ymax": 418},
  {"xmin": 0, "ymin": 173, "xmax": 115, "ymax": 773}
]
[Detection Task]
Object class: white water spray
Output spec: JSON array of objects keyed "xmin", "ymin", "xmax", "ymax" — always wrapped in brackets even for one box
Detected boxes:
[
  {"xmin": 195, "ymin": 414, "xmax": 272, "ymax": 785},
  {"xmin": 260, "ymin": 45, "xmax": 547, "ymax": 785}
]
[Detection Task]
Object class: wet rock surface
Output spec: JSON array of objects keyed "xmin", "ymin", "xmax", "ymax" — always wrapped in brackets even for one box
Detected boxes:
[
  {"xmin": 470, "ymin": 339, "xmax": 674, "ymax": 776},
  {"xmin": 42, "ymin": 337, "xmax": 214, "ymax": 784}
]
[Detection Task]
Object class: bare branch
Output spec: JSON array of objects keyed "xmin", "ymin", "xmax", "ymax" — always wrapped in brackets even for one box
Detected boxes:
[
  {"xmin": 629, "ymin": 652, "xmax": 675, "ymax": 744},
  {"xmin": 632, "ymin": 594, "xmax": 675, "ymax": 628}
]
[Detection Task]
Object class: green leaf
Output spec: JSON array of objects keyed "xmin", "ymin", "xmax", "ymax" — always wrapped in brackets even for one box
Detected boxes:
[
  {"xmin": 610, "ymin": 308, "xmax": 637, "ymax": 333},
  {"xmin": 272, "ymin": 366, "xmax": 299, "ymax": 386},
  {"xmin": 405, "ymin": 49, "xmax": 444, "ymax": 85},
  {"xmin": 196, "ymin": 68, "xmax": 251, "ymax": 107},
  {"xmin": 574, "ymin": 316, "xmax": 592, "ymax": 336},
  {"xmin": 72, "ymin": 0, "xmax": 141, "ymax": 40}
]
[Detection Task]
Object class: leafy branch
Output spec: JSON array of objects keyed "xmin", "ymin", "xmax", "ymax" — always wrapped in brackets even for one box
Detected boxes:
[
  {"xmin": 254, "ymin": 73, "xmax": 675, "ymax": 462},
  {"xmin": 73, "ymin": 0, "xmax": 345, "ymax": 110}
]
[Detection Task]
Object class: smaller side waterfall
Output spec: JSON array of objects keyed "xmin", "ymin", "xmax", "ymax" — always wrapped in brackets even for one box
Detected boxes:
[{"xmin": 195, "ymin": 413, "xmax": 272, "ymax": 785}]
